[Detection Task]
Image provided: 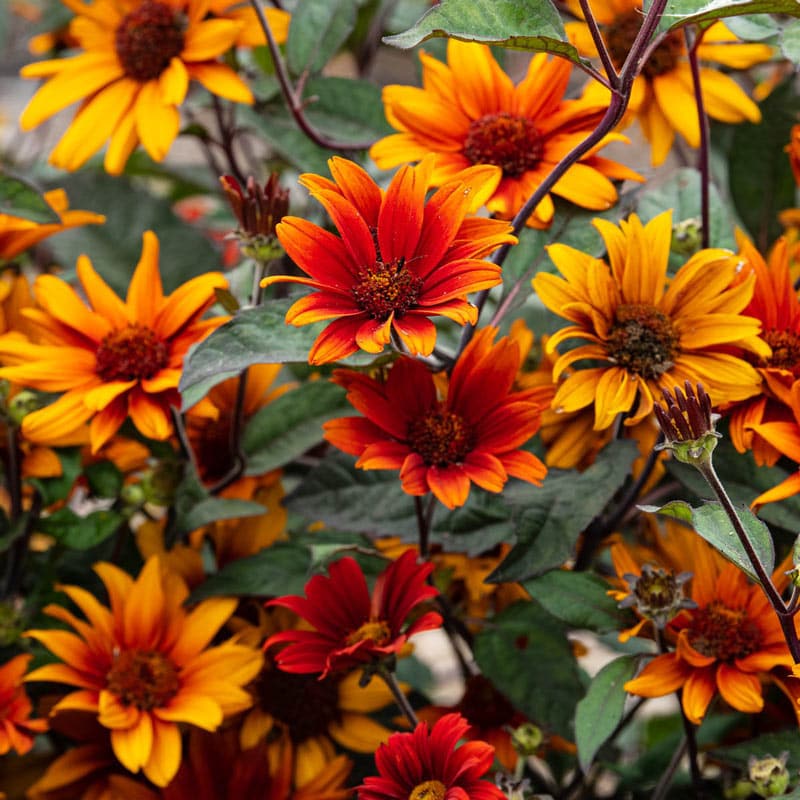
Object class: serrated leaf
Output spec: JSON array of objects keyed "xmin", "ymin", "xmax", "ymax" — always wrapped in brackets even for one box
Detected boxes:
[
  {"xmin": 189, "ymin": 542, "xmax": 312, "ymax": 601},
  {"xmin": 287, "ymin": 0, "xmax": 358, "ymax": 75},
  {"xmin": 490, "ymin": 440, "xmax": 638, "ymax": 582},
  {"xmin": 243, "ymin": 381, "xmax": 349, "ymax": 474},
  {"xmin": 38, "ymin": 508, "xmax": 124, "ymax": 550},
  {"xmin": 575, "ymin": 655, "xmax": 639, "ymax": 772},
  {"xmin": 474, "ymin": 600, "xmax": 584, "ymax": 738},
  {"xmin": 523, "ymin": 571, "xmax": 633, "ymax": 634},
  {"xmin": 660, "ymin": 0, "xmax": 800, "ymax": 31},
  {"xmin": 0, "ymin": 174, "xmax": 60, "ymax": 224},
  {"xmin": 384, "ymin": 0, "xmax": 588, "ymax": 67}
]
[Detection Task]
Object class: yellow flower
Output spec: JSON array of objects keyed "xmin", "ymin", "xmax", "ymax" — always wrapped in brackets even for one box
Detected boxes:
[
  {"xmin": 20, "ymin": 0, "xmax": 255, "ymax": 174},
  {"xmin": 207, "ymin": 0, "xmax": 290, "ymax": 47}
]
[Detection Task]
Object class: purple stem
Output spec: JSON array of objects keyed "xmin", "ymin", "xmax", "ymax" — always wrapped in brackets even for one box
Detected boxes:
[
  {"xmin": 685, "ymin": 27, "xmax": 711, "ymax": 249},
  {"xmin": 578, "ymin": 0, "xmax": 619, "ymax": 85}
]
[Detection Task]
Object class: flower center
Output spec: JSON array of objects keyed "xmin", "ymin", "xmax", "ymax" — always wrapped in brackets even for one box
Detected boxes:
[
  {"xmin": 256, "ymin": 664, "xmax": 341, "ymax": 742},
  {"xmin": 106, "ymin": 649, "xmax": 180, "ymax": 710},
  {"xmin": 464, "ymin": 112, "xmax": 544, "ymax": 178},
  {"xmin": 687, "ymin": 600, "xmax": 762, "ymax": 662},
  {"xmin": 95, "ymin": 324, "xmax": 169, "ymax": 382},
  {"xmin": 115, "ymin": 0, "xmax": 185, "ymax": 82},
  {"xmin": 408, "ymin": 781, "xmax": 447, "ymax": 800},
  {"xmin": 407, "ymin": 409, "xmax": 475, "ymax": 468},
  {"xmin": 345, "ymin": 619, "xmax": 392, "ymax": 647},
  {"xmin": 762, "ymin": 329, "xmax": 800, "ymax": 376},
  {"xmin": 456, "ymin": 674, "xmax": 517, "ymax": 729},
  {"xmin": 604, "ymin": 11, "xmax": 684, "ymax": 79},
  {"xmin": 606, "ymin": 303, "xmax": 679, "ymax": 379},
  {"xmin": 351, "ymin": 258, "xmax": 424, "ymax": 321}
]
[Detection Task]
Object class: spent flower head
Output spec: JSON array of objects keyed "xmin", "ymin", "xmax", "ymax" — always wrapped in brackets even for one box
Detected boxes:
[
  {"xmin": 618, "ymin": 564, "xmax": 695, "ymax": 629},
  {"xmin": 654, "ymin": 381, "xmax": 721, "ymax": 467}
]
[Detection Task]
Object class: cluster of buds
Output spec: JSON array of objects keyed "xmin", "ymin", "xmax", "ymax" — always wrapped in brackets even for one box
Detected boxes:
[
  {"xmin": 220, "ymin": 173, "xmax": 289, "ymax": 261},
  {"xmin": 618, "ymin": 564, "xmax": 695, "ymax": 629},
  {"xmin": 654, "ymin": 381, "xmax": 720, "ymax": 468},
  {"xmin": 726, "ymin": 752, "xmax": 792, "ymax": 798}
]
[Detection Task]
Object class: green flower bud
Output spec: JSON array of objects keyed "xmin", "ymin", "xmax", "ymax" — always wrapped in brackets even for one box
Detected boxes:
[
  {"xmin": 748, "ymin": 752, "xmax": 790, "ymax": 797},
  {"xmin": 510, "ymin": 722, "xmax": 543, "ymax": 757},
  {"xmin": 671, "ymin": 217, "xmax": 703, "ymax": 257}
]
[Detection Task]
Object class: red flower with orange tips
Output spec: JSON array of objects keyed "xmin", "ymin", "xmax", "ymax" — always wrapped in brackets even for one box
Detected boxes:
[
  {"xmin": 262, "ymin": 157, "xmax": 516, "ymax": 365},
  {"xmin": 324, "ymin": 327, "xmax": 548, "ymax": 509},
  {"xmin": 358, "ymin": 713, "xmax": 503, "ymax": 800},
  {"xmin": 266, "ymin": 551, "xmax": 442, "ymax": 678}
]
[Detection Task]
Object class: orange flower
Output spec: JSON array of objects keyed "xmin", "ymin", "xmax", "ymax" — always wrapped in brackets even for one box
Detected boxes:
[
  {"xmin": 0, "ymin": 231, "xmax": 227, "ymax": 452},
  {"xmin": 262, "ymin": 157, "xmax": 516, "ymax": 364},
  {"xmin": 0, "ymin": 188, "xmax": 104, "ymax": 260},
  {"xmin": 207, "ymin": 0, "xmax": 290, "ymax": 47},
  {"xmin": 324, "ymin": 327, "xmax": 548, "ymax": 509},
  {"xmin": 0, "ymin": 653, "xmax": 47, "ymax": 755},
  {"xmin": 24, "ymin": 557, "xmax": 263, "ymax": 786},
  {"xmin": 786, "ymin": 123, "xmax": 800, "ymax": 185},
  {"xmin": 370, "ymin": 40, "xmax": 642, "ymax": 228}
]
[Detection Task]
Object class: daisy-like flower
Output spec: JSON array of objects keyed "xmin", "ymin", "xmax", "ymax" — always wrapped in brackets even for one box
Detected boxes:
[
  {"xmin": 324, "ymin": 327, "xmax": 548, "ymax": 509},
  {"xmin": 0, "ymin": 231, "xmax": 228, "ymax": 452},
  {"xmin": 19, "ymin": 0, "xmax": 255, "ymax": 174},
  {"xmin": 0, "ymin": 188, "xmax": 104, "ymax": 260},
  {"xmin": 207, "ymin": 0, "xmax": 290, "ymax": 48},
  {"xmin": 358, "ymin": 713, "xmax": 503, "ymax": 800},
  {"xmin": 564, "ymin": 4, "xmax": 770, "ymax": 165},
  {"xmin": 266, "ymin": 551, "xmax": 442, "ymax": 678},
  {"xmin": 532, "ymin": 211, "xmax": 768, "ymax": 431},
  {"xmin": 369, "ymin": 40, "xmax": 642, "ymax": 229},
  {"xmin": 0, "ymin": 653, "xmax": 48, "ymax": 755},
  {"xmin": 262, "ymin": 156, "xmax": 516, "ymax": 365},
  {"xmin": 24, "ymin": 557, "xmax": 263, "ymax": 787}
]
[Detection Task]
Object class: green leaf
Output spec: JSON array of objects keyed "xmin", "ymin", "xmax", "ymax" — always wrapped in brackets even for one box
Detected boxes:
[
  {"xmin": 243, "ymin": 381, "xmax": 349, "ymax": 474},
  {"xmin": 660, "ymin": 0, "xmax": 800, "ymax": 31},
  {"xmin": 45, "ymin": 172, "xmax": 220, "ymax": 294},
  {"xmin": 780, "ymin": 18, "xmax": 800, "ymax": 61},
  {"xmin": 189, "ymin": 542, "xmax": 312, "ymax": 601},
  {"xmin": 384, "ymin": 0, "xmax": 588, "ymax": 67},
  {"xmin": 179, "ymin": 299, "xmax": 374, "ymax": 409},
  {"xmin": 287, "ymin": 0, "xmax": 358, "ymax": 75},
  {"xmin": 729, "ymin": 80, "xmax": 799, "ymax": 252},
  {"xmin": 433, "ymin": 491, "xmax": 513, "ymax": 555},
  {"xmin": 490, "ymin": 440, "xmax": 638, "ymax": 582},
  {"xmin": 575, "ymin": 655, "xmax": 639, "ymax": 772},
  {"xmin": 0, "ymin": 174, "xmax": 59, "ymax": 224},
  {"xmin": 173, "ymin": 472, "xmax": 265, "ymax": 536},
  {"xmin": 284, "ymin": 451, "xmax": 423, "ymax": 537},
  {"xmin": 84, "ymin": 461, "xmax": 124, "ymax": 499},
  {"xmin": 724, "ymin": 13, "xmax": 781, "ymax": 40},
  {"xmin": 474, "ymin": 599, "xmax": 584, "ymax": 738},
  {"xmin": 523, "ymin": 571, "xmax": 633, "ymax": 634},
  {"xmin": 38, "ymin": 508, "xmax": 124, "ymax": 550},
  {"xmin": 712, "ymin": 730, "xmax": 800, "ymax": 768},
  {"xmin": 27, "ymin": 448, "xmax": 82, "ymax": 507}
]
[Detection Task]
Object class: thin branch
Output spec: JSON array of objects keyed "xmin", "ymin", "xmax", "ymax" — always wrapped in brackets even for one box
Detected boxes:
[
  {"xmin": 651, "ymin": 736, "xmax": 688, "ymax": 800},
  {"xmin": 208, "ymin": 369, "xmax": 250, "ymax": 495},
  {"xmin": 579, "ymin": 0, "xmax": 619, "ymax": 84},
  {"xmin": 379, "ymin": 667, "xmax": 419, "ymax": 727},
  {"xmin": 212, "ymin": 95, "xmax": 247, "ymax": 185},
  {"xmin": 685, "ymin": 27, "xmax": 711, "ymax": 249}
]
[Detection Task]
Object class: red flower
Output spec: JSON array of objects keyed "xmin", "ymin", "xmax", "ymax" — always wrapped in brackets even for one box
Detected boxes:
[
  {"xmin": 266, "ymin": 551, "xmax": 442, "ymax": 678},
  {"xmin": 324, "ymin": 327, "xmax": 548, "ymax": 509},
  {"xmin": 358, "ymin": 713, "xmax": 503, "ymax": 800},
  {"xmin": 0, "ymin": 654, "xmax": 48, "ymax": 755}
]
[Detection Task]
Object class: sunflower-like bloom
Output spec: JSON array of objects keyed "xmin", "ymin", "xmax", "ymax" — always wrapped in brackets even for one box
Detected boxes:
[
  {"xmin": 262, "ymin": 157, "xmax": 516, "ymax": 365},
  {"xmin": 19, "ymin": 0, "xmax": 255, "ymax": 174},
  {"xmin": 324, "ymin": 327, "xmax": 548, "ymax": 509},
  {"xmin": 266, "ymin": 551, "xmax": 442, "ymax": 678},
  {"xmin": 206, "ymin": 0, "xmax": 290, "ymax": 47},
  {"xmin": 0, "ymin": 188, "xmax": 104, "ymax": 260},
  {"xmin": 369, "ymin": 40, "xmax": 642, "ymax": 229},
  {"xmin": 358, "ymin": 713, "xmax": 503, "ymax": 800},
  {"xmin": 532, "ymin": 211, "xmax": 767, "ymax": 431},
  {"xmin": 24, "ymin": 557, "xmax": 263, "ymax": 786},
  {"xmin": 0, "ymin": 231, "xmax": 227, "ymax": 452},
  {"xmin": 0, "ymin": 653, "xmax": 48, "ymax": 755},
  {"xmin": 565, "ymin": 4, "xmax": 770, "ymax": 165}
]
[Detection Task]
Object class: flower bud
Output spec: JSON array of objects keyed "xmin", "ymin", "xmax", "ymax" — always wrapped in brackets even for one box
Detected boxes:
[
  {"xmin": 510, "ymin": 722, "xmax": 543, "ymax": 757},
  {"xmin": 748, "ymin": 752, "xmax": 790, "ymax": 797},
  {"xmin": 654, "ymin": 381, "xmax": 720, "ymax": 468},
  {"xmin": 671, "ymin": 217, "xmax": 703, "ymax": 257}
]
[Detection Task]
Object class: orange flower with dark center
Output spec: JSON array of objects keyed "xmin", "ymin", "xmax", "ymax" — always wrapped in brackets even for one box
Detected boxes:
[
  {"xmin": 262, "ymin": 157, "xmax": 516, "ymax": 364},
  {"xmin": 0, "ymin": 653, "xmax": 48, "ymax": 755}
]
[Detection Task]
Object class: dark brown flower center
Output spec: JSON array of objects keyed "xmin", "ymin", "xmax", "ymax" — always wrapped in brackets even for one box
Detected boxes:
[
  {"xmin": 106, "ymin": 649, "xmax": 180, "ymax": 710},
  {"xmin": 256, "ymin": 665, "xmax": 341, "ymax": 742},
  {"xmin": 456, "ymin": 674, "xmax": 517, "ymax": 729},
  {"xmin": 604, "ymin": 10, "xmax": 684, "ymax": 79},
  {"xmin": 345, "ymin": 619, "xmax": 391, "ymax": 647},
  {"xmin": 606, "ymin": 303, "xmax": 679, "ymax": 379},
  {"xmin": 408, "ymin": 781, "xmax": 447, "ymax": 800},
  {"xmin": 95, "ymin": 324, "xmax": 169, "ymax": 382},
  {"xmin": 464, "ymin": 112, "xmax": 543, "ymax": 178},
  {"xmin": 687, "ymin": 600, "xmax": 762, "ymax": 662},
  {"xmin": 762, "ymin": 329, "xmax": 800, "ymax": 376},
  {"xmin": 408, "ymin": 409, "xmax": 475, "ymax": 468},
  {"xmin": 115, "ymin": 1, "xmax": 185, "ymax": 82},
  {"xmin": 351, "ymin": 258, "xmax": 423, "ymax": 321}
]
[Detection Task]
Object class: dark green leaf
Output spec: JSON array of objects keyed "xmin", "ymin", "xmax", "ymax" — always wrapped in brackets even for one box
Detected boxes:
[
  {"xmin": 433, "ymin": 491, "xmax": 513, "ymax": 555},
  {"xmin": 490, "ymin": 440, "xmax": 638, "ymax": 582},
  {"xmin": 575, "ymin": 655, "xmax": 639, "ymax": 772},
  {"xmin": 287, "ymin": 0, "xmax": 358, "ymax": 75},
  {"xmin": 27, "ymin": 448, "xmax": 82, "ymax": 507},
  {"xmin": 84, "ymin": 461, "xmax": 124, "ymax": 499},
  {"xmin": 661, "ymin": 0, "xmax": 800, "ymax": 31},
  {"xmin": 173, "ymin": 471, "xmax": 265, "ymax": 535},
  {"xmin": 523, "ymin": 571, "xmax": 633, "ymax": 634},
  {"xmin": 189, "ymin": 542, "xmax": 312, "ymax": 601},
  {"xmin": 0, "ymin": 174, "xmax": 59, "ymax": 224},
  {"xmin": 38, "ymin": 508, "xmax": 124, "ymax": 550},
  {"xmin": 712, "ymin": 730, "xmax": 800, "ymax": 768},
  {"xmin": 243, "ymin": 381, "xmax": 349, "ymax": 474},
  {"xmin": 384, "ymin": 0, "xmax": 586, "ymax": 67},
  {"xmin": 474, "ymin": 600, "xmax": 584, "ymax": 738}
]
